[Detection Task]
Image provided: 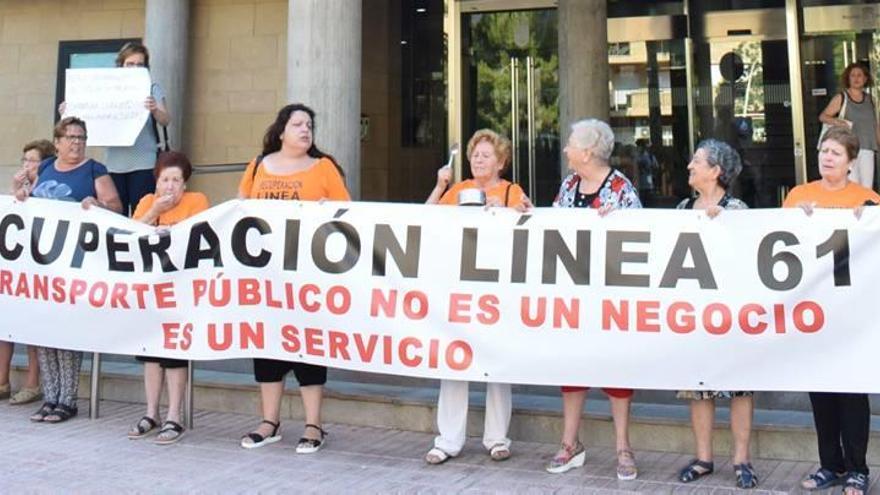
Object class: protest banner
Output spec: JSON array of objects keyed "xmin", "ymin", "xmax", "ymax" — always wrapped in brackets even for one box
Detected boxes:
[
  {"xmin": 63, "ymin": 68, "xmax": 151, "ymax": 146},
  {"xmin": 1, "ymin": 195, "xmax": 879, "ymax": 392}
]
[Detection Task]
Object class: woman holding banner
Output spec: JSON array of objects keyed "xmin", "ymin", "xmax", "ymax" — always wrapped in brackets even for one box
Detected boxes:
[
  {"xmin": 785, "ymin": 126, "xmax": 879, "ymax": 495},
  {"xmin": 127, "ymin": 151, "xmax": 209, "ymax": 445},
  {"xmin": 673, "ymin": 140, "xmax": 758, "ymax": 489},
  {"xmin": 237, "ymin": 103, "xmax": 349, "ymax": 453},
  {"xmin": 0, "ymin": 139, "xmax": 56, "ymax": 406},
  {"xmin": 544, "ymin": 119, "xmax": 641, "ymax": 479},
  {"xmin": 423, "ymin": 129, "xmax": 526, "ymax": 465},
  {"xmin": 12, "ymin": 117, "xmax": 122, "ymax": 423}
]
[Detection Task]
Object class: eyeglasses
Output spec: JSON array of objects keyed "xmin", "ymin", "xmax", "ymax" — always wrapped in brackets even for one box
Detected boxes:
[
  {"xmin": 21, "ymin": 157, "xmax": 41, "ymax": 164},
  {"xmin": 62, "ymin": 135, "xmax": 87, "ymax": 143},
  {"xmin": 123, "ymin": 62, "xmax": 146, "ymax": 68}
]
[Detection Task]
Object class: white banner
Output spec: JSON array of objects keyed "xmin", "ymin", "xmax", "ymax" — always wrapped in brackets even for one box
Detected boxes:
[
  {"xmin": 63, "ymin": 68, "xmax": 151, "ymax": 146},
  {"xmin": 2, "ymin": 196, "xmax": 879, "ymax": 393}
]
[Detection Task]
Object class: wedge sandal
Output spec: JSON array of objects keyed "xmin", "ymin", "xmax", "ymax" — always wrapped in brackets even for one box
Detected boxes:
[
  {"xmin": 295, "ymin": 424, "xmax": 326, "ymax": 454},
  {"xmin": 240, "ymin": 419, "xmax": 281, "ymax": 449},
  {"xmin": 128, "ymin": 416, "xmax": 160, "ymax": 439},
  {"xmin": 154, "ymin": 420, "xmax": 185, "ymax": 445}
]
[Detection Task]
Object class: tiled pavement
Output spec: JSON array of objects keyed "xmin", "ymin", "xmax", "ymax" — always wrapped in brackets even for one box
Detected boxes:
[{"xmin": 0, "ymin": 400, "xmax": 877, "ymax": 494}]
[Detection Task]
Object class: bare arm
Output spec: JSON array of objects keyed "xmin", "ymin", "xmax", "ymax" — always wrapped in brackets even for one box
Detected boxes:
[
  {"xmin": 425, "ymin": 167, "xmax": 452, "ymax": 204},
  {"xmin": 819, "ymin": 94, "xmax": 849, "ymax": 127},
  {"xmin": 83, "ymin": 175, "xmax": 123, "ymax": 213},
  {"xmin": 146, "ymin": 97, "xmax": 170, "ymax": 126}
]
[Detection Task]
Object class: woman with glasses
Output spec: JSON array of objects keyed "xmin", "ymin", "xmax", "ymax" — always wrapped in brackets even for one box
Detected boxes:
[
  {"xmin": 12, "ymin": 117, "xmax": 122, "ymax": 423},
  {"xmin": 59, "ymin": 42, "xmax": 170, "ymax": 215},
  {"xmin": 0, "ymin": 140, "xmax": 56, "ymax": 406}
]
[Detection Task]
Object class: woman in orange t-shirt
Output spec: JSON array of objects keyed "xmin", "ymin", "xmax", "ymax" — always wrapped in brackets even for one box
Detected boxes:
[
  {"xmin": 423, "ymin": 129, "xmax": 525, "ymax": 466},
  {"xmin": 128, "ymin": 151, "xmax": 209, "ymax": 445},
  {"xmin": 238, "ymin": 103, "xmax": 349, "ymax": 455},
  {"xmin": 785, "ymin": 127, "xmax": 878, "ymax": 495}
]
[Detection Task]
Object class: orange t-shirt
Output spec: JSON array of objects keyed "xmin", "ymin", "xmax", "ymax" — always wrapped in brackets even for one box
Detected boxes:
[
  {"xmin": 133, "ymin": 191, "xmax": 210, "ymax": 226},
  {"xmin": 782, "ymin": 180, "xmax": 880, "ymax": 208},
  {"xmin": 238, "ymin": 156, "xmax": 350, "ymax": 201},
  {"xmin": 439, "ymin": 179, "xmax": 526, "ymax": 207}
]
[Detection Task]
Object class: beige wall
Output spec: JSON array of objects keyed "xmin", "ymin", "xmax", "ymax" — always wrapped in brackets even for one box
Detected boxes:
[{"xmin": 0, "ymin": 0, "xmax": 408, "ymax": 203}]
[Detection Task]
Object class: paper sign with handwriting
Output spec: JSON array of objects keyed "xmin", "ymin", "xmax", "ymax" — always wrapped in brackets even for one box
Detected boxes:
[{"xmin": 64, "ymin": 68, "xmax": 151, "ymax": 147}]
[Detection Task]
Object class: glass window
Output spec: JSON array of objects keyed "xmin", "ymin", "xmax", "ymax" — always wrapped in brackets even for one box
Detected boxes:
[{"xmin": 401, "ymin": 0, "xmax": 446, "ymax": 148}]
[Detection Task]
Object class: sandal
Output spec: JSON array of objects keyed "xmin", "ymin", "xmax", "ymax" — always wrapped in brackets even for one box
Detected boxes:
[
  {"xmin": 843, "ymin": 472, "xmax": 869, "ymax": 495},
  {"xmin": 546, "ymin": 441, "xmax": 586, "ymax": 474},
  {"xmin": 43, "ymin": 404, "xmax": 77, "ymax": 423},
  {"xmin": 154, "ymin": 420, "xmax": 185, "ymax": 445},
  {"xmin": 617, "ymin": 449, "xmax": 638, "ymax": 481},
  {"xmin": 489, "ymin": 443, "xmax": 511, "ymax": 461},
  {"xmin": 679, "ymin": 459, "xmax": 714, "ymax": 483},
  {"xmin": 801, "ymin": 468, "xmax": 846, "ymax": 491},
  {"xmin": 734, "ymin": 462, "xmax": 759, "ymax": 489},
  {"xmin": 128, "ymin": 416, "xmax": 160, "ymax": 439},
  {"xmin": 240, "ymin": 419, "xmax": 281, "ymax": 449},
  {"xmin": 9, "ymin": 386, "xmax": 42, "ymax": 405},
  {"xmin": 29, "ymin": 402, "xmax": 56, "ymax": 422},
  {"xmin": 296, "ymin": 424, "xmax": 327, "ymax": 454},
  {"xmin": 425, "ymin": 447, "xmax": 452, "ymax": 465}
]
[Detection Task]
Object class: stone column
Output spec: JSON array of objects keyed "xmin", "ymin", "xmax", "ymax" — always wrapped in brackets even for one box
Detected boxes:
[
  {"xmin": 288, "ymin": 0, "xmax": 362, "ymax": 198},
  {"xmin": 558, "ymin": 0, "xmax": 608, "ymax": 175},
  {"xmin": 144, "ymin": 0, "xmax": 190, "ymax": 151}
]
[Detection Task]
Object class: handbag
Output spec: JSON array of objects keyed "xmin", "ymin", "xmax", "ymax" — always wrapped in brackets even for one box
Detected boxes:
[{"xmin": 817, "ymin": 91, "xmax": 849, "ymax": 149}]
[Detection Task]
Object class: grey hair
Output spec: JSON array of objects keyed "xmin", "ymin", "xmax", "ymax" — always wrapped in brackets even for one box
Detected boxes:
[
  {"xmin": 696, "ymin": 139, "xmax": 742, "ymax": 189},
  {"xmin": 569, "ymin": 119, "xmax": 615, "ymax": 161}
]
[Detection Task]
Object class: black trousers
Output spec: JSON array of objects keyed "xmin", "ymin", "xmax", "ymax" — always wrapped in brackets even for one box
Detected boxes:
[{"xmin": 808, "ymin": 392, "xmax": 870, "ymax": 475}]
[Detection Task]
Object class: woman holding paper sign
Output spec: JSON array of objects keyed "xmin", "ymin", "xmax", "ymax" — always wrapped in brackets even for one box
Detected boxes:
[
  {"xmin": 237, "ymin": 103, "xmax": 349, "ymax": 454},
  {"xmin": 423, "ymin": 129, "xmax": 526, "ymax": 465},
  {"xmin": 674, "ymin": 140, "xmax": 758, "ymax": 490},
  {"xmin": 545, "ymin": 119, "xmax": 641, "ymax": 479},
  {"xmin": 126, "ymin": 151, "xmax": 208, "ymax": 445},
  {"xmin": 785, "ymin": 127, "xmax": 879, "ymax": 495},
  {"xmin": 60, "ymin": 42, "xmax": 170, "ymax": 215},
  {"xmin": 819, "ymin": 62, "xmax": 879, "ymax": 190},
  {"xmin": 12, "ymin": 117, "xmax": 122, "ymax": 424}
]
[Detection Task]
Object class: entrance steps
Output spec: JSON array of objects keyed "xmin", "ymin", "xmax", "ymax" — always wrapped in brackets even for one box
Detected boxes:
[{"xmin": 8, "ymin": 355, "xmax": 880, "ymax": 463}]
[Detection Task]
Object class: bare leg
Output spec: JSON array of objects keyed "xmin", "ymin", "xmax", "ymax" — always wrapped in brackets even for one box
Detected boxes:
[
  {"xmin": 143, "ymin": 362, "xmax": 163, "ymax": 420},
  {"xmin": 24, "ymin": 346, "xmax": 39, "ymax": 389},
  {"xmin": 609, "ymin": 395, "xmax": 632, "ymax": 452},
  {"xmin": 0, "ymin": 341, "xmax": 11, "ymax": 387},
  {"xmin": 690, "ymin": 399, "xmax": 715, "ymax": 462},
  {"xmin": 164, "ymin": 367, "xmax": 186, "ymax": 424},
  {"xmin": 730, "ymin": 395, "xmax": 753, "ymax": 464},
  {"xmin": 300, "ymin": 385, "xmax": 323, "ymax": 440},
  {"xmin": 561, "ymin": 390, "xmax": 587, "ymax": 446},
  {"xmin": 253, "ymin": 381, "xmax": 284, "ymax": 437}
]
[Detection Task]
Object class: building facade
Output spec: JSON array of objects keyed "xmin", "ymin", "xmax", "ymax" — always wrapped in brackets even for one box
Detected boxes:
[{"xmin": 0, "ymin": 0, "xmax": 878, "ymax": 208}]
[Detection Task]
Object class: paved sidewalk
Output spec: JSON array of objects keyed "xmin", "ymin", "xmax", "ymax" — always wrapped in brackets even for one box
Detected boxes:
[{"xmin": 0, "ymin": 400, "xmax": 876, "ymax": 494}]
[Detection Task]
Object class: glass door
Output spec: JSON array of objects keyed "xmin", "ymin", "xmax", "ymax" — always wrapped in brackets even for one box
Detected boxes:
[
  {"xmin": 691, "ymin": 36, "xmax": 796, "ymax": 207},
  {"xmin": 460, "ymin": 9, "xmax": 560, "ymax": 205}
]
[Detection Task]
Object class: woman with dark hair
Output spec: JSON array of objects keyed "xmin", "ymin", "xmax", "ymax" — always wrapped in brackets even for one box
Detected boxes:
[
  {"xmin": 127, "ymin": 151, "xmax": 209, "ymax": 445},
  {"xmin": 674, "ymin": 139, "xmax": 757, "ymax": 489},
  {"xmin": 787, "ymin": 126, "xmax": 879, "ymax": 495},
  {"xmin": 12, "ymin": 117, "xmax": 122, "ymax": 424},
  {"xmin": 60, "ymin": 42, "xmax": 171, "ymax": 214},
  {"xmin": 237, "ymin": 103, "xmax": 349, "ymax": 453},
  {"xmin": 819, "ymin": 62, "xmax": 880, "ymax": 189},
  {"xmin": 0, "ymin": 139, "xmax": 57, "ymax": 406}
]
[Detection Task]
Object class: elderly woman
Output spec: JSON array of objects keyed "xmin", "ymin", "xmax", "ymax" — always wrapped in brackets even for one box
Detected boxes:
[
  {"xmin": 423, "ymin": 129, "xmax": 527, "ymax": 465},
  {"xmin": 785, "ymin": 127, "xmax": 878, "ymax": 495},
  {"xmin": 238, "ymin": 103, "xmax": 349, "ymax": 454},
  {"xmin": 127, "ymin": 151, "xmax": 209, "ymax": 445},
  {"xmin": 545, "ymin": 119, "xmax": 641, "ymax": 479},
  {"xmin": 819, "ymin": 63, "xmax": 879, "ymax": 189},
  {"xmin": 674, "ymin": 139, "xmax": 757, "ymax": 489},
  {"xmin": 0, "ymin": 139, "xmax": 56, "ymax": 405},
  {"xmin": 12, "ymin": 117, "xmax": 122, "ymax": 423}
]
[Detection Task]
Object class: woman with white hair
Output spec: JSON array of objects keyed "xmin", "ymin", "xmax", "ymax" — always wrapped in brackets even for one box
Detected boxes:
[
  {"xmin": 674, "ymin": 139, "xmax": 757, "ymax": 489},
  {"xmin": 545, "ymin": 119, "xmax": 641, "ymax": 479}
]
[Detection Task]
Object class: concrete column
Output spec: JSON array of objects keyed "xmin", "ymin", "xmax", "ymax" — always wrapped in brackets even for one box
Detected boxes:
[
  {"xmin": 144, "ymin": 0, "xmax": 190, "ymax": 150},
  {"xmin": 558, "ymin": 0, "xmax": 608, "ymax": 174},
  {"xmin": 288, "ymin": 0, "xmax": 362, "ymax": 198}
]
